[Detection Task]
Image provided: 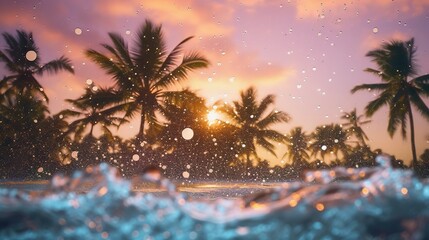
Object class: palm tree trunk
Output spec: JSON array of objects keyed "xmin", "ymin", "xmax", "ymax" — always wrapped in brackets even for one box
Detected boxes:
[
  {"xmin": 408, "ymin": 103, "xmax": 418, "ymax": 170},
  {"xmin": 138, "ymin": 112, "xmax": 145, "ymax": 140},
  {"xmin": 89, "ymin": 124, "xmax": 94, "ymax": 137},
  {"xmin": 359, "ymin": 135, "xmax": 366, "ymax": 147}
]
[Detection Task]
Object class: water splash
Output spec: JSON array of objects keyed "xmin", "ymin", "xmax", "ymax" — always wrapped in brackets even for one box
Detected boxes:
[{"xmin": 1, "ymin": 155, "xmax": 429, "ymax": 239}]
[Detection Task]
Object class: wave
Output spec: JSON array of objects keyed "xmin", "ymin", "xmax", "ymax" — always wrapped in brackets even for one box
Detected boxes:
[{"xmin": 1, "ymin": 155, "xmax": 429, "ymax": 239}]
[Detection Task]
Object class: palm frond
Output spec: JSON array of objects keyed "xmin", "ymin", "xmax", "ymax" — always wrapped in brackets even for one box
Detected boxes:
[
  {"xmin": 85, "ymin": 49, "xmax": 129, "ymax": 86},
  {"xmin": 133, "ymin": 20, "xmax": 165, "ymax": 83},
  {"xmin": 256, "ymin": 137, "xmax": 276, "ymax": 157},
  {"xmin": 57, "ymin": 109, "xmax": 83, "ymax": 118},
  {"xmin": 365, "ymin": 91, "xmax": 392, "ymax": 117},
  {"xmin": 257, "ymin": 111, "xmax": 290, "ymax": 129},
  {"xmin": 108, "ymin": 32, "xmax": 134, "ymax": 67},
  {"xmin": 386, "ymin": 94, "xmax": 408, "ymax": 138},
  {"xmin": 154, "ymin": 52, "xmax": 209, "ymax": 89},
  {"xmin": 409, "ymin": 87, "xmax": 429, "ymax": 120},
  {"xmin": 351, "ymin": 83, "xmax": 389, "ymax": 94},
  {"xmin": 0, "ymin": 50, "xmax": 18, "ymax": 73},
  {"xmin": 39, "ymin": 56, "xmax": 74, "ymax": 75},
  {"xmin": 256, "ymin": 94, "xmax": 275, "ymax": 119},
  {"xmin": 412, "ymin": 74, "xmax": 429, "ymax": 84},
  {"xmin": 155, "ymin": 36, "xmax": 194, "ymax": 79}
]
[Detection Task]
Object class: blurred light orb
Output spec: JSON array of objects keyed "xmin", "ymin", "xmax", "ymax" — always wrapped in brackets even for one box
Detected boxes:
[
  {"xmin": 71, "ymin": 151, "xmax": 78, "ymax": 159},
  {"xmin": 182, "ymin": 128, "xmax": 194, "ymax": 140},
  {"xmin": 26, "ymin": 50, "xmax": 37, "ymax": 61},
  {"xmin": 75, "ymin": 27, "xmax": 82, "ymax": 35}
]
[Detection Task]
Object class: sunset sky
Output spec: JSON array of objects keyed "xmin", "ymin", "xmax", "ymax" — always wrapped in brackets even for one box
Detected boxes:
[{"xmin": 1, "ymin": 0, "xmax": 428, "ymax": 165}]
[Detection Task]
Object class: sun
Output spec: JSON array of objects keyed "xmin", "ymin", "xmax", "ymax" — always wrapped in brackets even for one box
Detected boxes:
[{"xmin": 207, "ymin": 110, "xmax": 220, "ymax": 125}]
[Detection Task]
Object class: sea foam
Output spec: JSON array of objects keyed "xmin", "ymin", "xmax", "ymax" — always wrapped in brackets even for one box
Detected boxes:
[{"xmin": 1, "ymin": 155, "xmax": 429, "ymax": 239}]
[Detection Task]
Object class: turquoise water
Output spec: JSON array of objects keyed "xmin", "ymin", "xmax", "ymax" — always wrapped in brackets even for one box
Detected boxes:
[{"xmin": 1, "ymin": 156, "xmax": 429, "ymax": 239}]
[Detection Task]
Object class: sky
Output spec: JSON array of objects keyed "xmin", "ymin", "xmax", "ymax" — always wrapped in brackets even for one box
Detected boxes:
[{"xmin": 1, "ymin": 0, "xmax": 429, "ymax": 165}]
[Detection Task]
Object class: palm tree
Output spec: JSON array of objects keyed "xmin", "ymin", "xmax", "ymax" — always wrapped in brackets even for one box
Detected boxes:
[
  {"xmin": 0, "ymin": 30, "xmax": 74, "ymax": 101},
  {"xmin": 284, "ymin": 127, "xmax": 310, "ymax": 168},
  {"xmin": 0, "ymin": 90, "xmax": 51, "ymax": 178},
  {"xmin": 85, "ymin": 20, "xmax": 209, "ymax": 141},
  {"xmin": 156, "ymin": 89, "xmax": 208, "ymax": 150},
  {"xmin": 309, "ymin": 124, "xmax": 350, "ymax": 161},
  {"xmin": 341, "ymin": 108, "xmax": 371, "ymax": 146},
  {"xmin": 218, "ymin": 87, "xmax": 290, "ymax": 168},
  {"xmin": 61, "ymin": 85, "xmax": 124, "ymax": 142},
  {"xmin": 351, "ymin": 38, "xmax": 429, "ymax": 168}
]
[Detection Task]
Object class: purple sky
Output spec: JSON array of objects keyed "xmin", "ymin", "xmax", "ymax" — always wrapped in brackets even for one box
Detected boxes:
[{"xmin": 1, "ymin": 0, "xmax": 428, "ymax": 165}]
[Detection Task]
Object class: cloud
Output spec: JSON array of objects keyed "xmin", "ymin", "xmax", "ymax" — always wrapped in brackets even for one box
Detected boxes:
[
  {"xmin": 184, "ymin": 36, "xmax": 296, "ymax": 104},
  {"xmin": 98, "ymin": 0, "xmax": 234, "ymax": 37},
  {"xmin": 361, "ymin": 31, "xmax": 411, "ymax": 52},
  {"xmin": 0, "ymin": 0, "xmax": 295, "ymax": 110},
  {"xmin": 295, "ymin": 0, "xmax": 429, "ymax": 18}
]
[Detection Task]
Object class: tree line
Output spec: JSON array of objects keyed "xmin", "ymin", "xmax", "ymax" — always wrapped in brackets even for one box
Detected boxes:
[{"xmin": 1, "ymin": 20, "xmax": 429, "ymax": 180}]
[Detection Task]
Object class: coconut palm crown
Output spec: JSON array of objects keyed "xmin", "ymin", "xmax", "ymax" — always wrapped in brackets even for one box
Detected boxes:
[
  {"xmin": 218, "ymin": 87, "xmax": 290, "ymax": 167},
  {"xmin": 351, "ymin": 38, "xmax": 429, "ymax": 167},
  {"xmin": 85, "ymin": 20, "xmax": 209, "ymax": 141},
  {"xmin": 0, "ymin": 30, "xmax": 74, "ymax": 101}
]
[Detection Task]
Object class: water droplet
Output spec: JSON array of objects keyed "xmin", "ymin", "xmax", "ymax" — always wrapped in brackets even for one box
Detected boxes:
[
  {"xmin": 125, "ymin": 30, "xmax": 131, "ymax": 35},
  {"xmin": 86, "ymin": 79, "xmax": 93, "ymax": 85},
  {"xmin": 182, "ymin": 128, "xmax": 194, "ymax": 140},
  {"xmin": 74, "ymin": 28, "xmax": 82, "ymax": 35},
  {"xmin": 182, "ymin": 171, "xmax": 190, "ymax": 178},
  {"xmin": 26, "ymin": 50, "xmax": 37, "ymax": 61},
  {"xmin": 297, "ymin": 84, "xmax": 302, "ymax": 89},
  {"xmin": 71, "ymin": 151, "xmax": 78, "ymax": 159},
  {"xmin": 132, "ymin": 154, "xmax": 140, "ymax": 161},
  {"xmin": 37, "ymin": 167, "xmax": 43, "ymax": 173},
  {"xmin": 315, "ymin": 203, "xmax": 325, "ymax": 211},
  {"xmin": 321, "ymin": 145, "xmax": 327, "ymax": 151},
  {"xmin": 372, "ymin": 27, "xmax": 379, "ymax": 33}
]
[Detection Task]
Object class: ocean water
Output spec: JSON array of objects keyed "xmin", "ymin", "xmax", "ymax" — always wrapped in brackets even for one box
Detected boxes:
[{"xmin": 1, "ymin": 155, "xmax": 429, "ymax": 240}]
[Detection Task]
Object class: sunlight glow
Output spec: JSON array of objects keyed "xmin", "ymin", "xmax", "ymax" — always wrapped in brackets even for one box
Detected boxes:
[{"xmin": 207, "ymin": 110, "xmax": 220, "ymax": 125}]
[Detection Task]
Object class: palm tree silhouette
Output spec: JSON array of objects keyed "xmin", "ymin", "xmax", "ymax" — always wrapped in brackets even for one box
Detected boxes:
[
  {"xmin": 341, "ymin": 108, "xmax": 371, "ymax": 146},
  {"xmin": 61, "ymin": 85, "xmax": 125, "ymax": 142},
  {"xmin": 284, "ymin": 127, "xmax": 310, "ymax": 169},
  {"xmin": 218, "ymin": 87, "xmax": 290, "ymax": 169},
  {"xmin": 351, "ymin": 38, "xmax": 429, "ymax": 168},
  {"xmin": 156, "ymin": 89, "xmax": 209, "ymax": 149},
  {"xmin": 0, "ymin": 89, "xmax": 51, "ymax": 177},
  {"xmin": 85, "ymin": 20, "xmax": 209, "ymax": 141},
  {"xmin": 309, "ymin": 124, "xmax": 350, "ymax": 161},
  {"xmin": 0, "ymin": 30, "xmax": 74, "ymax": 101}
]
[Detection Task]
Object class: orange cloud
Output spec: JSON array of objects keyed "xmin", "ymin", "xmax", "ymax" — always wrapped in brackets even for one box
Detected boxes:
[
  {"xmin": 184, "ymin": 36, "xmax": 296, "ymax": 105},
  {"xmin": 99, "ymin": 0, "xmax": 234, "ymax": 37},
  {"xmin": 361, "ymin": 31, "xmax": 411, "ymax": 52},
  {"xmin": 295, "ymin": 0, "xmax": 429, "ymax": 18}
]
